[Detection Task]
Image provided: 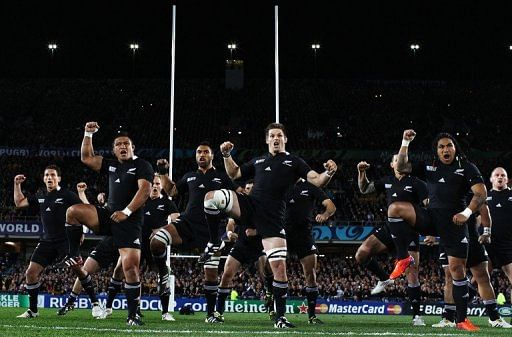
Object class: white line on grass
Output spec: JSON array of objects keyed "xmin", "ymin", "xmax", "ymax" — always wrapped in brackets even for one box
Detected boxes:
[{"xmin": 0, "ymin": 325, "xmax": 471, "ymax": 336}]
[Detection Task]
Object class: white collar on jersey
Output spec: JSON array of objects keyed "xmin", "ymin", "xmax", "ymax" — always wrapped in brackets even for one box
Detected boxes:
[{"xmin": 133, "ymin": 155, "xmax": 138, "ymax": 159}]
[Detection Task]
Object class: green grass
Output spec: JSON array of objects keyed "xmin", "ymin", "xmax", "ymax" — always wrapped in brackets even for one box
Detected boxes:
[{"xmin": 0, "ymin": 307, "xmax": 509, "ymax": 337}]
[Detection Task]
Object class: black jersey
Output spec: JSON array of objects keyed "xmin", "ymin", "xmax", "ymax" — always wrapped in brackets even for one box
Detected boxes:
[
  {"xmin": 28, "ymin": 187, "xmax": 81, "ymax": 241},
  {"xmin": 143, "ymin": 196, "xmax": 179, "ymax": 230},
  {"xmin": 416, "ymin": 160, "xmax": 483, "ymax": 211},
  {"xmin": 240, "ymin": 152, "xmax": 311, "ymax": 221},
  {"xmin": 284, "ymin": 180, "xmax": 329, "ymax": 230},
  {"xmin": 100, "ymin": 156, "xmax": 154, "ymax": 221},
  {"xmin": 374, "ymin": 175, "xmax": 428, "ymax": 207},
  {"xmin": 176, "ymin": 167, "xmax": 237, "ymax": 225},
  {"xmin": 486, "ymin": 188, "xmax": 512, "ymax": 246}
]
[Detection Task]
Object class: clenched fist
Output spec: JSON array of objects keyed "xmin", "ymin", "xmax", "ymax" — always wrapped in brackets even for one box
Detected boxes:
[
  {"xmin": 402, "ymin": 129, "xmax": 416, "ymax": 142},
  {"xmin": 220, "ymin": 141, "xmax": 234, "ymax": 157},
  {"xmin": 357, "ymin": 161, "xmax": 370, "ymax": 172},
  {"xmin": 324, "ymin": 160, "xmax": 337, "ymax": 176},
  {"xmin": 14, "ymin": 175, "xmax": 26, "ymax": 185},
  {"xmin": 76, "ymin": 182, "xmax": 87, "ymax": 193},
  {"xmin": 85, "ymin": 121, "xmax": 100, "ymax": 134}
]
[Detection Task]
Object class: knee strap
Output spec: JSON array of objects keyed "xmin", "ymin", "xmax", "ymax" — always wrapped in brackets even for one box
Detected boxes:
[{"xmin": 153, "ymin": 228, "xmax": 172, "ymax": 246}]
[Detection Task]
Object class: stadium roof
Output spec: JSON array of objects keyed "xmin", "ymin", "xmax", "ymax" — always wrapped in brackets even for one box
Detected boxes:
[{"xmin": 2, "ymin": 0, "xmax": 512, "ymax": 79}]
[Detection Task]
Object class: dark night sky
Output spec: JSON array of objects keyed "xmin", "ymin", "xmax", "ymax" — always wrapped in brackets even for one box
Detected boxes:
[{"xmin": 1, "ymin": 0, "xmax": 512, "ymax": 79}]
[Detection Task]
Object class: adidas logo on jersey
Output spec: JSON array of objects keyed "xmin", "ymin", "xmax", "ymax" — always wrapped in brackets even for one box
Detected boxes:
[
  {"xmin": 115, "ymin": 178, "xmax": 121, "ymax": 183},
  {"xmin": 45, "ymin": 207, "xmax": 51, "ymax": 212},
  {"xmin": 289, "ymin": 199, "xmax": 295, "ymax": 204},
  {"xmin": 198, "ymin": 184, "xmax": 205, "ymax": 188},
  {"xmin": 133, "ymin": 238, "xmax": 141, "ymax": 245},
  {"xmin": 460, "ymin": 237, "xmax": 468, "ymax": 243},
  {"xmin": 264, "ymin": 167, "xmax": 271, "ymax": 171},
  {"xmin": 496, "ymin": 203, "xmax": 502, "ymax": 208},
  {"xmin": 145, "ymin": 211, "xmax": 151, "ymax": 215},
  {"xmin": 438, "ymin": 178, "xmax": 446, "ymax": 183},
  {"xmin": 392, "ymin": 193, "xmax": 398, "ymax": 197},
  {"xmin": 279, "ymin": 228, "xmax": 286, "ymax": 235}
]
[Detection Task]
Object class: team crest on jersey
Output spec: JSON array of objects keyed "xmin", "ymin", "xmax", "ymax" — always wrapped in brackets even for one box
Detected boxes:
[
  {"xmin": 426, "ymin": 166, "xmax": 437, "ymax": 171},
  {"xmin": 38, "ymin": 199, "xmax": 45, "ymax": 203},
  {"xmin": 255, "ymin": 159, "xmax": 265, "ymax": 164},
  {"xmin": 282, "ymin": 160, "xmax": 293, "ymax": 167},
  {"xmin": 157, "ymin": 205, "xmax": 165, "ymax": 211},
  {"xmin": 384, "ymin": 184, "xmax": 392, "ymax": 189},
  {"xmin": 54, "ymin": 198, "xmax": 64, "ymax": 204},
  {"xmin": 403, "ymin": 186, "xmax": 413, "ymax": 192},
  {"xmin": 454, "ymin": 168, "xmax": 465, "ymax": 176},
  {"xmin": 127, "ymin": 168, "xmax": 137, "ymax": 175},
  {"xmin": 187, "ymin": 177, "xmax": 196, "ymax": 182},
  {"xmin": 300, "ymin": 190, "xmax": 309, "ymax": 196},
  {"xmin": 109, "ymin": 166, "xmax": 116, "ymax": 172},
  {"xmin": 212, "ymin": 178, "xmax": 222, "ymax": 184}
]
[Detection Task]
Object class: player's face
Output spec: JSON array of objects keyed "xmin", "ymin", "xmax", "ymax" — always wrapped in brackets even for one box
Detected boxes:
[
  {"xmin": 266, "ymin": 128, "xmax": 287, "ymax": 154},
  {"xmin": 436, "ymin": 138, "xmax": 456, "ymax": 165},
  {"xmin": 244, "ymin": 183, "xmax": 254, "ymax": 195},
  {"xmin": 490, "ymin": 168, "xmax": 508, "ymax": 190},
  {"xmin": 113, "ymin": 137, "xmax": 135, "ymax": 161},
  {"xmin": 196, "ymin": 145, "xmax": 213, "ymax": 168},
  {"xmin": 43, "ymin": 169, "xmax": 61, "ymax": 191},
  {"xmin": 151, "ymin": 176, "xmax": 162, "ymax": 197}
]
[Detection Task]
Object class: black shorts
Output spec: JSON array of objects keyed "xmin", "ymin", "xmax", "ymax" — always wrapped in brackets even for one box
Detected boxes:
[
  {"xmin": 372, "ymin": 223, "xmax": 420, "ymax": 253},
  {"xmin": 229, "ymin": 239, "xmax": 264, "ymax": 265},
  {"xmin": 95, "ymin": 206, "xmax": 142, "ymax": 249},
  {"xmin": 31, "ymin": 239, "xmax": 68, "ymax": 268},
  {"xmin": 415, "ymin": 208, "xmax": 468, "ymax": 259},
  {"xmin": 438, "ymin": 243, "xmax": 487, "ymax": 269},
  {"xmin": 173, "ymin": 216, "xmax": 209, "ymax": 251},
  {"xmin": 486, "ymin": 244, "xmax": 512, "ymax": 269},
  {"xmin": 286, "ymin": 229, "xmax": 319, "ymax": 259},
  {"xmin": 237, "ymin": 193, "xmax": 284, "ymax": 239},
  {"xmin": 89, "ymin": 236, "xmax": 119, "ymax": 269}
]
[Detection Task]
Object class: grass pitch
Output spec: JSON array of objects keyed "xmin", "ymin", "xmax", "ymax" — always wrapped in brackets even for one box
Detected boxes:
[{"xmin": 0, "ymin": 307, "xmax": 509, "ymax": 337}]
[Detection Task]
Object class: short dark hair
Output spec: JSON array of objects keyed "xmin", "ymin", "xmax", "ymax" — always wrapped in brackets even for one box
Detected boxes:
[
  {"xmin": 245, "ymin": 179, "xmax": 255, "ymax": 186},
  {"xmin": 197, "ymin": 141, "xmax": 212, "ymax": 150},
  {"xmin": 264, "ymin": 123, "xmax": 287, "ymax": 138},
  {"xmin": 112, "ymin": 133, "xmax": 134, "ymax": 147},
  {"xmin": 45, "ymin": 164, "xmax": 61, "ymax": 176}
]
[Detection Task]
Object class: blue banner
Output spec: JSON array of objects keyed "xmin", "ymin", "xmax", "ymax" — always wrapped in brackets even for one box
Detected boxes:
[{"xmin": 312, "ymin": 225, "xmax": 375, "ymax": 242}]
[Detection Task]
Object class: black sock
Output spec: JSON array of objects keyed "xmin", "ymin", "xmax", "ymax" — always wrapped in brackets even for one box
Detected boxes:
[
  {"xmin": 65, "ymin": 224, "xmax": 83, "ymax": 256},
  {"xmin": 204, "ymin": 207, "xmax": 222, "ymax": 245},
  {"xmin": 79, "ymin": 274, "xmax": 98, "ymax": 304},
  {"xmin": 443, "ymin": 303, "xmax": 456, "ymax": 322},
  {"xmin": 484, "ymin": 299, "xmax": 500, "ymax": 321},
  {"xmin": 305, "ymin": 286, "xmax": 319, "ymax": 318},
  {"xmin": 204, "ymin": 281, "xmax": 218, "ymax": 316},
  {"xmin": 265, "ymin": 275, "xmax": 274, "ymax": 295},
  {"xmin": 153, "ymin": 252, "xmax": 169, "ymax": 280},
  {"xmin": 106, "ymin": 278, "xmax": 123, "ymax": 309},
  {"xmin": 467, "ymin": 281, "xmax": 478, "ymax": 303},
  {"xmin": 125, "ymin": 282, "xmax": 141, "ymax": 318},
  {"xmin": 364, "ymin": 258, "xmax": 389, "ymax": 281},
  {"xmin": 452, "ymin": 278, "xmax": 468, "ymax": 323},
  {"xmin": 66, "ymin": 291, "xmax": 79, "ymax": 306},
  {"xmin": 160, "ymin": 293, "xmax": 170, "ymax": 315},
  {"xmin": 26, "ymin": 282, "xmax": 40, "ymax": 312},
  {"xmin": 216, "ymin": 287, "xmax": 231, "ymax": 315},
  {"xmin": 407, "ymin": 284, "xmax": 421, "ymax": 317},
  {"xmin": 273, "ymin": 280, "xmax": 288, "ymax": 320},
  {"xmin": 387, "ymin": 218, "xmax": 412, "ymax": 259}
]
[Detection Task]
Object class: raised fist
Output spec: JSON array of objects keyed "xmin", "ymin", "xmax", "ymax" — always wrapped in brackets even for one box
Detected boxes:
[
  {"xmin": 357, "ymin": 161, "xmax": 370, "ymax": 172},
  {"xmin": 14, "ymin": 175, "xmax": 26, "ymax": 185},
  {"xmin": 323, "ymin": 160, "xmax": 338, "ymax": 176},
  {"xmin": 85, "ymin": 121, "xmax": 100, "ymax": 133},
  {"xmin": 156, "ymin": 158, "xmax": 170, "ymax": 175},
  {"xmin": 76, "ymin": 182, "xmax": 87, "ymax": 193},
  {"xmin": 402, "ymin": 129, "xmax": 416, "ymax": 142},
  {"xmin": 220, "ymin": 141, "xmax": 234, "ymax": 157}
]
